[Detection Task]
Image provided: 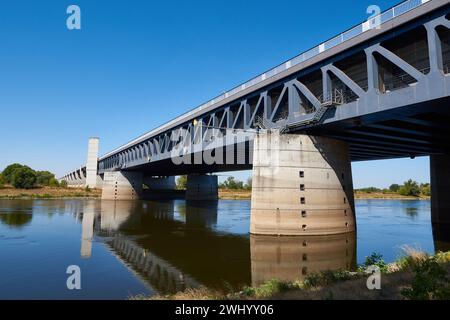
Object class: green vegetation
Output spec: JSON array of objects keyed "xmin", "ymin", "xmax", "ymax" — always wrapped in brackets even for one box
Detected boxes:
[
  {"xmin": 356, "ymin": 179, "xmax": 431, "ymax": 198},
  {"xmin": 219, "ymin": 176, "xmax": 252, "ymax": 190},
  {"xmin": 176, "ymin": 175, "xmax": 187, "ymax": 190},
  {"xmin": 142, "ymin": 249, "xmax": 450, "ymax": 300},
  {"xmin": 2, "ymin": 163, "xmax": 24, "ymax": 184},
  {"xmin": 11, "ymin": 166, "xmax": 37, "ymax": 189},
  {"xmin": 401, "ymin": 255, "xmax": 450, "ymax": 300},
  {"xmin": 357, "ymin": 252, "xmax": 389, "ymax": 273},
  {"xmin": 0, "ymin": 163, "xmax": 61, "ymax": 189},
  {"xmin": 398, "ymin": 179, "xmax": 420, "ymax": 197}
]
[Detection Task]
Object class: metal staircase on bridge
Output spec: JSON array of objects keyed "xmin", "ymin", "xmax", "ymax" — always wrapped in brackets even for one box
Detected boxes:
[{"xmin": 279, "ymin": 89, "xmax": 345, "ymax": 133}]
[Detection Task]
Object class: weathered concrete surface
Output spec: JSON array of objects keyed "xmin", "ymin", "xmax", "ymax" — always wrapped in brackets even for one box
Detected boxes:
[
  {"xmin": 250, "ymin": 131, "xmax": 355, "ymax": 235},
  {"xmin": 102, "ymin": 171, "xmax": 143, "ymax": 200},
  {"xmin": 186, "ymin": 174, "xmax": 218, "ymax": 201},
  {"xmin": 250, "ymin": 233, "xmax": 356, "ymax": 286},
  {"xmin": 431, "ymin": 154, "xmax": 450, "ymax": 227},
  {"xmin": 86, "ymin": 137, "xmax": 100, "ymax": 188}
]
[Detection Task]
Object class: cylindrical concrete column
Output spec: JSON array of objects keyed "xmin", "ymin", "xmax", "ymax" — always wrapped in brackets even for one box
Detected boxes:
[
  {"xmin": 186, "ymin": 174, "xmax": 218, "ymax": 201},
  {"xmin": 86, "ymin": 137, "xmax": 100, "ymax": 188},
  {"xmin": 430, "ymin": 155, "xmax": 450, "ymax": 245},
  {"xmin": 250, "ymin": 131, "xmax": 355, "ymax": 236}
]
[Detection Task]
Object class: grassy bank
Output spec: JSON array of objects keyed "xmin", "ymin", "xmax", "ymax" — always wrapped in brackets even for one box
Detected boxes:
[
  {"xmin": 0, "ymin": 186, "xmax": 101, "ymax": 199},
  {"xmin": 134, "ymin": 249, "xmax": 450, "ymax": 300},
  {"xmin": 354, "ymin": 191, "xmax": 430, "ymax": 200},
  {"xmin": 218, "ymin": 189, "xmax": 429, "ymax": 200},
  {"xmin": 218, "ymin": 189, "xmax": 251, "ymax": 200}
]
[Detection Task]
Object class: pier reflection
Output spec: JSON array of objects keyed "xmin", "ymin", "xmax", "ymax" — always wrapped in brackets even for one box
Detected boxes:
[
  {"xmin": 71, "ymin": 200, "xmax": 358, "ymax": 294},
  {"xmin": 250, "ymin": 233, "xmax": 357, "ymax": 286}
]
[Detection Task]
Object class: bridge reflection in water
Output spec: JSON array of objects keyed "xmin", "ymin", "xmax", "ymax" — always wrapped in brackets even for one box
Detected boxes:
[
  {"xmin": 67, "ymin": 199, "xmax": 447, "ymax": 295},
  {"xmin": 68, "ymin": 200, "xmax": 356, "ymax": 294}
]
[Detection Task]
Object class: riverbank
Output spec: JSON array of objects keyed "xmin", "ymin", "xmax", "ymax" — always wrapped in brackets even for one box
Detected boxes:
[
  {"xmin": 218, "ymin": 189, "xmax": 429, "ymax": 200},
  {"xmin": 355, "ymin": 191, "xmax": 430, "ymax": 200},
  {"xmin": 218, "ymin": 189, "xmax": 251, "ymax": 200},
  {"xmin": 0, "ymin": 187, "xmax": 429, "ymax": 201},
  {"xmin": 0, "ymin": 186, "xmax": 101, "ymax": 199},
  {"xmin": 135, "ymin": 249, "xmax": 450, "ymax": 300}
]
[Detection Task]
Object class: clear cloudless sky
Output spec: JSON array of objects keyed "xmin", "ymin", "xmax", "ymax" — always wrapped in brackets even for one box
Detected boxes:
[{"xmin": 0, "ymin": 0, "xmax": 430, "ymax": 188}]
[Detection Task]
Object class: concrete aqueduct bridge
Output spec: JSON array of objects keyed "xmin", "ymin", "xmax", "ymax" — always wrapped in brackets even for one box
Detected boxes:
[{"xmin": 61, "ymin": 0, "xmax": 450, "ymax": 236}]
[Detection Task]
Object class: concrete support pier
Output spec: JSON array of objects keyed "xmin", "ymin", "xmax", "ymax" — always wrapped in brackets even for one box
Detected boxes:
[
  {"xmin": 430, "ymin": 155, "xmax": 450, "ymax": 242},
  {"xmin": 86, "ymin": 137, "xmax": 100, "ymax": 188},
  {"xmin": 102, "ymin": 171, "xmax": 143, "ymax": 200},
  {"xmin": 186, "ymin": 174, "xmax": 218, "ymax": 201},
  {"xmin": 250, "ymin": 131, "xmax": 355, "ymax": 236}
]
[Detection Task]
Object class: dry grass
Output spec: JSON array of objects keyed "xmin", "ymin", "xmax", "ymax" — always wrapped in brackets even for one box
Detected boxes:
[
  {"xmin": 218, "ymin": 189, "xmax": 251, "ymax": 200},
  {"xmin": 0, "ymin": 186, "xmax": 101, "ymax": 199},
  {"xmin": 133, "ymin": 249, "xmax": 450, "ymax": 301},
  {"xmin": 354, "ymin": 191, "xmax": 430, "ymax": 200}
]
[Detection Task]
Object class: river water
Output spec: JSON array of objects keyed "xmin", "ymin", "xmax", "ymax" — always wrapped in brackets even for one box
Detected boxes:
[{"xmin": 0, "ymin": 198, "xmax": 447, "ymax": 299}]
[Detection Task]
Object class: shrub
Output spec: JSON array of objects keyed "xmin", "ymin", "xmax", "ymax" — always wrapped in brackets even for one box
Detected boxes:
[
  {"xmin": 358, "ymin": 252, "xmax": 389, "ymax": 273},
  {"xmin": 48, "ymin": 178, "xmax": 60, "ymax": 187},
  {"xmin": 401, "ymin": 256, "xmax": 450, "ymax": 300},
  {"xmin": 36, "ymin": 171, "xmax": 55, "ymax": 186},
  {"xmin": 0, "ymin": 173, "xmax": 5, "ymax": 188},
  {"xmin": 11, "ymin": 166, "xmax": 37, "ymax": 189},
  {"xmin": 60, "ymin": 180, "xmax": 68, "ymax": 188},
  {"xmin": 399, "ymin": 180, "xmax": 420, "ymax": 197}
]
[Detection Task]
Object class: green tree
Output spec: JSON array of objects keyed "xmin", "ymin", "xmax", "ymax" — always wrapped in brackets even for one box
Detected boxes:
[
  {"xmin": 11, "ymin": 166, "xmax": 37, "ymax": 189},
  {"xmin": 36, "ymin": 171, "xmax": 55, "ymax": 186},
  {"xmin": 1, "ymin": 163, "xmax": 25, "ymax": 183},
  {"xmin": 389, "ymin": 184, "xmax": 400, "ymax": 192},
  {"xmin": 399, "ymin": 179, "xmax": 421, "ymax": 197},
  {"xmin": 176, "ymin": 175, "xmax": 187, "ymax": 190},
  {"xmin": 48, "ymin": 178, "xmax": 60, "ymax": 187},
  {"xmin": 60, "ymin": 180, "xmax": 68, "ymax": 188},
  {"xmin": 0, "ymin": 173, "xmax": 5, "ymax": 188},
  {"xmin": 220, "ymin": 176, "xmax": 244, "ymax": 190},
  {"xmin": 244, "ymin": 177, "xmax": 252, "ymax": 190},
  {"xmin": 420, "ymin": 183, "xmax": 431, "ymax": 197}
]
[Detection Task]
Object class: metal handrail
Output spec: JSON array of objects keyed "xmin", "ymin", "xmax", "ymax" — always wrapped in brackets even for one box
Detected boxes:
[{"xmin": 100, "ymin": 0, "xmax": 430, "ymax": 160}]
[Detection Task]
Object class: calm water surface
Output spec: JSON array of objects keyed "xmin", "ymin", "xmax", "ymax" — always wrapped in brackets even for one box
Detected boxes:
[{"xmin": 0, "ymin": 198, "xmax": 447, "ymax": 299}]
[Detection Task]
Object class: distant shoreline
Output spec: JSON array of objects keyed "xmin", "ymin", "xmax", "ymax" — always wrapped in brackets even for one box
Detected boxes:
[
  {"xmin": 0, "ymin": 187, "xmax": 430, "ymax": 201},
  {"xmin": 0, "ymin": 186, "xmax": 101, "ymax": 200}
]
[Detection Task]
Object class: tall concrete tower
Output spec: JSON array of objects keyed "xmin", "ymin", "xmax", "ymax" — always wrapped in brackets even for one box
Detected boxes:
[{"xmin": 86, "ymin": 137, "xmax": 99, "ymax": 188}]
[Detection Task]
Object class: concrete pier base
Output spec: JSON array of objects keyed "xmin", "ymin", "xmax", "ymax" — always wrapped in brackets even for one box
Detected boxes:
[
  {"xmin": 186, "ymin": 174, "xmax": 218, "ymax": 201},
  {"xmin": 101, "ymin": 171, "xmax": 143, "ymax": 200},
  {"xmin": 430, "ymin": 154, "xmax": 450, "ymax": 235},
  {"xmin": 250, "ymin": 131, "xmax": 355, "ymax": 236}
]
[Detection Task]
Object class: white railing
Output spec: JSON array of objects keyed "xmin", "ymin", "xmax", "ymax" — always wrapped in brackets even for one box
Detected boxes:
[{"xmin": 100, "ymin": 0, "xmax": 430, "ymax": 160}]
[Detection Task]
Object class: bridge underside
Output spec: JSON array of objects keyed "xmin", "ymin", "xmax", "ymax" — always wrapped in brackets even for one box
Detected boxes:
[{"xmin": 304, "ymin": 96, "xmax": 450, "ymax": 161}]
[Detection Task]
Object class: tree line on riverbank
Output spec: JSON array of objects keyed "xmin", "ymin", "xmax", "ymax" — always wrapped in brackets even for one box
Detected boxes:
[
  {"xmin": 177, "ymin": 175, "xmax": 430, "ymax": 198},
  {"xmin": 355, "ymin": 179, "xmax": 431, "ymax": 197},
  {"xmin": 176, "ymin": 176, "xmax": 252, "ymax": 190},
  {"xmin": 0, "ymin": 163, "xmax": 67, "ymax": 189}
]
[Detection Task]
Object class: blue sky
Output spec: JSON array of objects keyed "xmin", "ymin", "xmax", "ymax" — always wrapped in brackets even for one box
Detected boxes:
[{"xmin": 0, "ymin": 0, "xmax": 430, "ymax": 188}]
